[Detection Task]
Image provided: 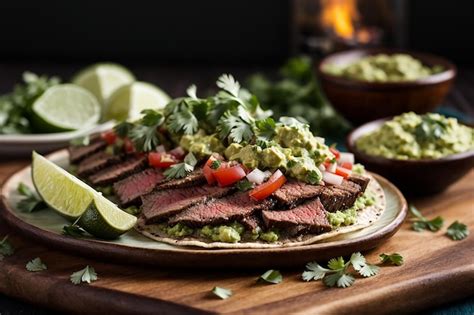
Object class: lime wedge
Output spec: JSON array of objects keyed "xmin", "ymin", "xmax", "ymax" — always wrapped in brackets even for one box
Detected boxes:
[
  {"xmin": 31, "ymin": 84, "xmax": 101, "ymax": 132},
  {"xmin": 31, "ymin": 152, "xmax": 137, "ymax": 238},
  {"xmin": 72, "ymin": 63, "xmax": 135, "ymax": 105},
  {"xmin": 104, "ymin": 81, "xmax": 170, "ymax": 121}
]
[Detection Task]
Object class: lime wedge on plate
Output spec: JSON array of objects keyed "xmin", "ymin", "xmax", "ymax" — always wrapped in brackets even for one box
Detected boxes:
[
  {"xmin": 72, "ymin": 63, "xmax": 135, "ymax": 105},
  {"xmin": 31, "ymin": 84, "xmax": 101, "ymax": 133},
  {"xmin": 31, "ymin": 152, "xmax": 137, "ymax": 238},
  {"xmin": 104, "ymin": 81, "xmax": 170, "ymax": 121}
]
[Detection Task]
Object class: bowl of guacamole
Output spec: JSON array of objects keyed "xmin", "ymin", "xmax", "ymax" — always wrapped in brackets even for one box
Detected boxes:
[
  {"xmin": 317, "ymin": 48, "xmax": 456, "ymax": 124},
  {"xmin": 347, "ymin": 113, "xmax": 474, "ymax": 195}
]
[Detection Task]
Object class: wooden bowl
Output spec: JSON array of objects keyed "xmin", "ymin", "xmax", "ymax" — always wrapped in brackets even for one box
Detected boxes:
[
  {"xmin": 317, "ymin": 48, "xmax": 456, "ymax": 125},
  {"xmin": 346, "ymin": 118, "xmax": 474, "ymax": 196}
]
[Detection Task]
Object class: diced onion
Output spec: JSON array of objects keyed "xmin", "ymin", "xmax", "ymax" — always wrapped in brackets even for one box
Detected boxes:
[
  {"xmin": 318, "ymin": 164, "xmax": 326, "ymax": 172},
  {"xmin": 155, "ymin": 145, "xmax": 166, "ymax": 153},
  {"xmin": 327, "ymin": 162, "xmax": 337, "ymax": 173},
  {"xmin": 323, "ymin": 171, "xmax": 343, "ymax": 186},
  {"xmin": 246, "ymin": 168, "xmax": 266, "ymax": 184},
  {"xmin": 263, "ymin": 170, "xmax": 272, "ymax": 179},
  {"xmin": 339, "ymin": 152, "xmax": 355, "ymax": 165}
]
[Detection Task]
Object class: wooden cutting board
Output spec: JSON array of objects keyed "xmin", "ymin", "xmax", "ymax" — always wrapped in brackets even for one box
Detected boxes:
[{"xmin": 0, "ymin": 160, "xmax": 473, "ymax": 314}]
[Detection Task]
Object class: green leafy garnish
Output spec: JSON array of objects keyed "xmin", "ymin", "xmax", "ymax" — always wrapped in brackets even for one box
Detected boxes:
[
  {"xmin": 235, "ymin": 179, "xmax": 253, "ymax": 191},
  {"xmin": 306, "ymin": 170, "xmax": 321, "ymax": 185},
  {"xmin": 70, "ymin": 265, "xmax": 98, "ymax": 285},
  {"xmin": 217, "ymin": 106, "xmax": 255, "ymax": 143},
  {"xmin": 380, "ymin": 253, "xmax": 404, "ymax": 266},
  {"xmin": 70, "ymin": 135, "xmax": 90, "ymax": 147},
  {"xmin": 446, "ymin": 221, "xmax": 469, "ymax": 241},
  {"xmin": 409, "ymin": 205, "xmax": 443, "ymax": 232},
  {"xmin": 255, "ymin": 117, "xmax": 276, "ymax": 140},
  {"xmin": 62, "ymin": 218, "xmax": 86, "ymax": 238},
  {"xmin": 163, "ymin": 152, "xmax": 197, "ymax": 179},
  {"xmin": 113, "ymin": 121, "xmax": 134, "ymax": 138},
  {"xmin": 26, "ymin": 257, "xmax": 47, "ymax": 272},
  {"xmin": 0, "ymin": 235, "xmax": 14, "ymax": 260},
  {"xmin": 128, "ymin": 109, "xmax": 165, "ymax": 152},
  {"xmin": 212, "ymin": 286, "xmax": 233, "ymax": 299},
  {"xmin": 17, "ymin": 183, "xmax": 47, "ymax": 213},
  {"xmin": 258, "ymin": 270, "xmax": 283, "ymax": 284}
]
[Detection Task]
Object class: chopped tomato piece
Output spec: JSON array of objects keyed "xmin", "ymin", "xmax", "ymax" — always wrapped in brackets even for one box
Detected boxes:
[
  {"xmin": 169, "ymin": 147, "xmax": 186, "ymax": 160},
  {"xmin": 148, "ymin": 152, "xmax": 177, "ymax": 168},
  {"xmin": 249, "ymin": 170, "xmax": 286, "ymax": 201},
  {"xmin": 340, "ymin": 162, "xmax": 353, "ymax": 170},
  {"xmin": 101, "ymin": 130, "xmax": 117, "ymax": 145},
  {"xmin": 123, "ymin": 138, "xmax": 135, "ymax": 153},
  {"xmin": 329, "ymin": 147, "xmax": 340, "ymax": 160},
  {"xmin": 203, "ymin": 156, "xmax": 219, "ymax": 185},
  {"xmin": 335, "ymin": 166, "xmax": 352, "ymax": 179},
  {"xmin": 213, "ymin": 165, "xmax": 246, "ymax": 187}
]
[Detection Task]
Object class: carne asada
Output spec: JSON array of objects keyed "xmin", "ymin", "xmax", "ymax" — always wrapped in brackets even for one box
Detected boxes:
[
  {"xmin": 89, "ymin": 155, "xmax": 146, "ymax": 186},
  {"xmin": 114, "ymin": 168, "xmax": 165, "ymax": 206},
  {"xmin": 77, "ymin": 151, "xmax": 122, "ymax": 177},
  {"xmin": 69, "ymin": 138, "xmax": 107, "ymax": 163}
]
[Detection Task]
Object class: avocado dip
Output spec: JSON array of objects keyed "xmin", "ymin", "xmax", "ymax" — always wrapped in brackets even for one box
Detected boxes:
[
  {"xmin": 356, "ymin": 112, "xmax": 474, "ymax": 160},
  {"xmin": 323, "ymin": 54, "xmax": 443, "ymax": 82}
]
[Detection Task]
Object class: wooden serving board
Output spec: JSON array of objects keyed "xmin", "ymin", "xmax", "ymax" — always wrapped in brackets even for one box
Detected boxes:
[{"xmin": 0, "ymin": 161, "xmax": 473, "ymax": 314}]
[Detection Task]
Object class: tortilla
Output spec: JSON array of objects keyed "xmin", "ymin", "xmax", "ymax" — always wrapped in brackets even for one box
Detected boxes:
[{"xmin": 136, "ymin": 175, "xmax": 385, "ymax": 249}]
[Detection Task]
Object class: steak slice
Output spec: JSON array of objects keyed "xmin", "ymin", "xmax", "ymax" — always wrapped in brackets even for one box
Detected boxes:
[
  {"xmin": 69, "ymin": 139, "xmax": 107, "ymax": 163},
  {"xmin": 240, "ymin": 215, "xmax": 262, "ymax": 231},
  {"xmin": 169, "ymin": 192, "xmax": 274, "ymax": 227},
  {"xmin": 262, "ymin": 198, "xmax": 331, "ymax": 234},
  {"xmin": 272, "ymin": 181, "xmax": 323, "ymax": 208},
  {"xmin": 89, "ymin": 155, "xmax": 147, "ymax": 186},
  {"xmin": 77, "ymin": 151, "xmax": 122, "ymax": 177},
  {"xmin": 319, "ymin": 186, "xmax": 357, "ymax": 212},
  {"xmin": 113, "ymin": 168, "xmax": 165, "ymax": 206},
  {"xmin": 156, "ymin": 168, "xmax": 205, "ymax": 190},
  {"xmin": 142, "ymin": 185, "xmax": 234, "ymax": 224},
  {"xmin": 348, "ymin": 174, "xmax": 370, "ymax": 192}
]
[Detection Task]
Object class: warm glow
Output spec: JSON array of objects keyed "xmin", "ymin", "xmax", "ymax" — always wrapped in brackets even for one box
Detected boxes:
[{"xmin": 320, "ymin": 0, "xmax": 359, "ymax": 40}]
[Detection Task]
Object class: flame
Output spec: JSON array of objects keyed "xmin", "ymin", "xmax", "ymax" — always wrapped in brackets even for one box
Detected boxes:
[{"xmin": 320, "ymin": 0, "xmax": 360, "ymax": 40}]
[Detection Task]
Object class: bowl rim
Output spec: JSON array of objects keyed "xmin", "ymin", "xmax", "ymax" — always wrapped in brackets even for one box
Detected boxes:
[
  {"xmin": 317, "ymin": 48, "xmax": 457, "ymax": 89},
  {"xmin": 346, "ymin": 116, "xmax": 474, "ymax": 165}
]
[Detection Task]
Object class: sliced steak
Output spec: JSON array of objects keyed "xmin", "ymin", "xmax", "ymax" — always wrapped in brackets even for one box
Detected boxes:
[
  {"xmin": 319, "ymin": 186, "xmax": 357, "ymax": 212},
  {"xmin": 89, "ymin": 155, "xmax": 147, "ymax": 186},
  {"xmin": 156, "ymin": 168, "xmax": 205, "ymax": 190},
  {"xmin": 348, "ymin": 174, "xmax": 370, "ymax": 192},
  {"xmin": 69, "ymin": 139, "xmax": 107, "ymax": 163},
  {"xmin": 142, "ymin": 185, "xmax": 234, "ymax": 224},
  {"xmin": 272, "ymin": 181, "xmax": 323, "ymax": 208},
  {"xmin": 77, "ymin": 151, "xmax": 122, "ymax": 177},
  {"xmin": 169, "ymin": 192, "xmax": 274, "ymax": 227},
  {"xmin": 262, "ymin": 198, "xmax": 331, "ymax": 234},
  {"xmin": 113, "ymin": 168, "xmax": 165, "ymax": 206},
  {"xmin": 240, "ymin": 215, "xmax": 262, "ymax": 231}
]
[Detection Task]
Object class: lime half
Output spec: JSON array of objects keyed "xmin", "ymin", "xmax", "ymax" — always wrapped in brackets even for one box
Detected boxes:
[
  {"xmin": 104, "ymin": 81, "xmax": 170, "ymax": 121},
  {"xmin": 31, "ymin": 84, "xmax": 101, "ymax": 132},
  {"xmin": 31, "ymin": 152, "xmax": 137, "ymax": 238},
  {"xmin": 72, "ymin": 63, "xmax": 135, "ymax": 105}
]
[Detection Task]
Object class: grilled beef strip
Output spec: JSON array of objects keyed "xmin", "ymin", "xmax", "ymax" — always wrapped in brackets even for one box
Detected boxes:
[
  {"xmin": 262, "ymin": 198, "xmax": 331, "ymax": 235},
  {"xmin": 89, "ymin": 155, "xmax": 147, "ymax": 186},
  {"xmin": 142, "ymin": 185, "xmax": 234, "ymax": 224},
  {"xmin": 272, "ymin": 180, "xmax": 323, "ymax": 208},
  {"xmin": 69, "ymin": 139, "xmax": 107, "ymax": 163},
  {"xmin": 348, "ymin": 174, "xmax": 370, "ymax": 191},
  {"xmin": 77, "ymin": 151, "xmax": 122, "ymax": 177},
  {"xmin": 240, "ymin": 214, "xmax": 262, "ymax": 231},
  {"xmin": 156, "ymin": 168, "xmax": 205, "ymax": 190},
  {"xmin": 168, "ymin": 192, "xmax": 274, "ymax": 227},
  {"xmin": 113, "ymin": 168, "xmax": 165, "ymax": 206}
]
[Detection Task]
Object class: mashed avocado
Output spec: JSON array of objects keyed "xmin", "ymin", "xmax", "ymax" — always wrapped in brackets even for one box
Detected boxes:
[
  {"xmin": 165, "ymin": 223, "xmax": 194, "ymax": 237},
  {"xmin": 328, "ymin": 193, "xmax": 375, "ymax": 227},
  {"xmin": 259, "ymin": 230, "xmax": 279, "ymax": 242},
  {"xmin": 356, "ymin": 112, "xmax": 474, "ymax": 160},
  {"xmin": 180, "ymin": 131, "xmax": 225, "ymax": 158},
  {"xmin": 323, "ymin": 54, "xmax": 443, "ymax": 82},
  {"xmin": 199, "ymin": 222, "xmax": 244, "ymax": 243}
]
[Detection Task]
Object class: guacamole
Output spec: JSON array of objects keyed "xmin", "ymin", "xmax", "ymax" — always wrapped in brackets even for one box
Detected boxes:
[
  {"xmin": 356, "ymin": 112, "xmax": 474, "ymax": 160},
  {"xmin": 180, "ymin": 131, "xmax": 225, "ymax": 158},
  {"xmin": 328, "ymin": 193, "xmax": 375, "ymax": 227},
  {"xmin": 200, "ymin": 223, "xmax": 244, "ymax": 243},
  {"xmin": 323, "ymin": 54, "xmax": 443, "ymax": 82}
]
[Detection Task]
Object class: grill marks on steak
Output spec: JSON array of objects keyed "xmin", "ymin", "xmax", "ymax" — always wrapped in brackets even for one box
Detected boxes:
[
  {"xmin": 142, "ymin": 185, "xmax": 234, "ymax": 224},
  {"xmin": 89, "ymin": 155, "xmax": 147, "ymax": 186},
  {"xmin": 169, "ymin": 192, "xmax": 274, "ymax": 227},
  {"xmin": 69, "ymin": 139, "xmax": 107, "ymax": 163},
  {"xmin": 77, "ymin": 151, "xmax": 122, "ymax": 177},
  {"xmin": 113, "ymin": 168, "xmax": 165, "ymax": 206},
  {"xmin": 262, "ymin": 198, "xmax": 331, "ymax": 234},
  {"xmin": 156, "ymin": 168, "xmax": 205, "ymax": 190}
]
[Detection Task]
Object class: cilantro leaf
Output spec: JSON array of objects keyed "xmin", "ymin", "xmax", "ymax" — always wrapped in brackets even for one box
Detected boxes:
[
  {"xmin": 62, "ymin": 221, "xmax": 86, "ymax": 238},
  {"xmin": 349, "ymin": 252, "xmax": 366, "ymax": 271},
  {"xmin": 380, "ymin": 253, "xmax": 404, "ymax": 266},
  {"xmin": 255, "ymin": 117, "xmax": 276, "ymax": 140},
  {"xmin": 212, "ymin": 286, "xmax": 232, "ymax": 299},
  {"xmin": 328, "ymin": 257, "xmax": 345, "ymax": 270},
  {"xmin": 217, "ymin": 106, "xmax": 255, "ymax": 143},
  {"xmin": 358, "ymin": 264, "xmax": 380, "ymax": 278},
  {"xmin": 306, "ymin": 170, "xmax": 321, "ymax": 185},
  {"xmin": 302, "ymin": 261, "xmax": 330, "ymax": 281},
  {"xmin": 113, "ymin": 121, "xmax": 134, "ymax": 138},
  {"xmin": 446, "ymin": 221, "xmax": 469, "ymax": 241},
  {"xmin": 258, "ymin": 270, "xmax": 282, "ymax": 284},
  {"xmin": 0, "ymin": 235, "xmax": 14, "ymax": 258},
  {"xmin": 70, "ymin": 265, "xmax": 98, "ymax": 285},
  {"xmin": 163, "ymin": 152, "xmax": 197, "ymax": 179},
  {"xmin": 186, "ymin": 84, "xmax": 198, "ymax": 99},
  {"xmin": 129, "ymin": 110, "xmax": 164, "ymax": 152},
  {"xmin": 409, "ymin": 205, "xmax": 443, "ymax": 232},
  {"xmin": 323, "ymin": 271, "xmax": 344, "ymax": 287},
  {"xmin": 26, "ymin": 257, "xmax": 47, "ymax": 272},
  {"xmin": 17, "ymin": 183, "xmax": 47, "ymax": 213},
  {"xmin": 235, "ymin": 179, "xmax": 253, "ymax": 192},
  {"xmin": 336, "ymin": 273, "xmax": 356, "ymax": 288},
  {"xmin": 167, "ymin": 105, "xmax": 199, "ymax": 135},
  {"xmin": 217, "ymin": 74, "xmax": 241, "ymax": 97}
]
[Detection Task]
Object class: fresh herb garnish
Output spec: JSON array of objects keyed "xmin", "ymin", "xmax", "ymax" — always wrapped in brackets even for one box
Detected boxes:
[
  {"xmin": 255, "ymin": 117, "xmax": 276, "ymax": 141},
  {"xmin": 62, "ymin": 217, "xmax": 86, "ymax": 238},
  {"xmin": 70, "ymin": 265, "xmax": 98, "ymax": 285},
  {"xmin": 210, "ymin": 160, "xmax": 221, "ymax": 170},
  {"xmin": 163, "ymin": 152, "xmax": 197, "ymax": 179},
  {"xmin": 0, "ymin": 235, "xmax": 14, "ymax": 260},
  {"xmin": 409, "ymin": 205, "xmax": 443, "ymax": 232},
  {"xmin": 113, "ymin": 121, "xmax": 134, "ymax": 138},
  {"xmin": 26, "ymin": 257, "xmax": 47, "ymax": 272},
  {"xmin": 128, "ymin": 109, "xmax": 165, "ymax": 152},
  {"xmin": 212, "ymin": 286, "xmax": 233, "ymax": 299},
  {"xmin": 302, "ymin": 252, "xmax": 379, "ymax": 288},
  {"xmin": 379, "ymin": 253, "xmax": 404, "ymax": 266},
  {"xmin": 446, "ymin": 221, "xmax": 469, "ymax": 240},
  {"xmin": 17, "ymin": 183, "xmax": 48, "ymax": 213},
  {"xmin": 258, "ymin": 270, "xmax": 283, "ymax": 284},
  {"xmin": 217, "ymin": 106, "xmax": 255, "ymax": 143},
  {"xmin": 307, "ymin": 170, "xmax": 321, "ymax": 185},
  {"xmin": 70, "ymin": 135, "xmax": 90, "ymax": 147},
  {"xmin": 235, "ymin": 179, "xmax": 253, "ymax": 191}
]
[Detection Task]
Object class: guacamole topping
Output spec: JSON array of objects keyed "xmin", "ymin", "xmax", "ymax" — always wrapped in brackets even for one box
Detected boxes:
[
  {"xmin": 180, "ymin": 131, "xmax": 225, "ymax": 158},
  {"xmin": 259, "ymin": 230, "xmax": 279, "ymax": 242},
  {"xmin": 328, "ymin": 193, "xmax": 376, "ymax": 227},
  {"xmin": 323, "ymin": 54, "xmax": 444, "ymax": 82},
  {"xmin": 356, "ymin": 112, "xmax": 474, "ymax": 160}
]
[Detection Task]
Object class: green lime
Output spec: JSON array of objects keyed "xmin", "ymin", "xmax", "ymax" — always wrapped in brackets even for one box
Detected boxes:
[
  {"xmin": 31, "ymin": 152, "xmax": 137, "ymax": 238},
  {"xmin": 72, "ymin": 63, "xmax": 135, "ymax": 105},
  {"xmin": 104, "ymin": 81, "xmax": 170, "ymax": 121},
  {"xmin": 31, "ymin": 84, "xmax": 101, "ymax": 132}
]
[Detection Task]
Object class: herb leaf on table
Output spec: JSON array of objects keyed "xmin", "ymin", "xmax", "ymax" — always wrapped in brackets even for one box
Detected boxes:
[
  {"xmin": 17, "ymin": 183, "xmax": 48, "ymax": 213},
  {"xmin": 446, "ymin": 221, "xmax": 469, "ymax": 240},
  {"xmin": 212, "ymin": 286, "xmax": 233, "ymax": 299},
  {"xmin": 26, "ymin": 257, "xmax": 47, "ymax": 272},
  {"xmin": 259, "ymin": 270, "xmax": 283, "ymax": 284},
  {"xmin": 70, "ymin": 266, "xmax": 98, "ymax": 285},
  {"xmin": 409, "ymin": 205, "xmax": 444, "ymax": 232},
  {"xmin": 380, "ymin": 253, "xmax": 404, "ymax": 266},
  {"xmin": 0, "ymin": 235, "xmax": 15, "ymax": 260}
]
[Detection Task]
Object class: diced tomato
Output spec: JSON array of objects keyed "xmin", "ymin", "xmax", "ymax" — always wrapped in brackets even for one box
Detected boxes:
[
  {"xmin": 249, "ymin": 170, "xmax": 286, "ymax": 201},
  {"xmin": 203, "ymin": 156, "xmax": 219, "ymax": 185},
  {"xmin": 123, "ymin": 138, "xmax": 135, "ymax": 153},
  {"xmin": 213, "ymin": 165, "xmax": 246, "ymax": 187},
  {"xmin": 329, "ymin": 147, "xmax": 340, "ymax": 160},
  {"xmin": 335, "ymin": 166, "xmax": 352, "ymax": 179},
  {"xmin": 169, "ymin": 147, "xmax": 186, "ymax": 160},
  {"xmin": 340, "ymin": 162, "xmax": 353, "ymax": 170},
  {"xmin": 148, "ymin": 152, "xmax": 177, "ymax": 168},
  {"xmin": 101, "ymin": 130, "xmax": 117, "ymax": 145}
]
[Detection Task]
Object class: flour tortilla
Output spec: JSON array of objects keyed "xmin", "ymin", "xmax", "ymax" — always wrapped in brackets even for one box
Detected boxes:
[{"xmin": 136, "ymin": 175, "xmax": 385, "ymax": 249}]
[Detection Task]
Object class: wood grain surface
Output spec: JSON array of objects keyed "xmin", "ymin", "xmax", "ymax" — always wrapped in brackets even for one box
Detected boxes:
[{"xmin": 0, "ymin": 160, "xmax": 473, "ymax": 314}]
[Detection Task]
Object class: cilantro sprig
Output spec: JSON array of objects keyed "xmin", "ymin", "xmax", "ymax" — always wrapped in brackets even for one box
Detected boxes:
[
  {"xmin": 128, "ymin": 109, "xmax": 165, "ymax": 152},
  {"xmin": 17, "ymin": 183, "xmax": 48, "ymax": 213},
  {"xmin": 446, "ymin": 221, "xmax": 469, "ymax": 240},
  {"xmin": 380, "ymin": 253, "xmax": 404, "ymax": 266},
  {"xmin": 409, "ymin": 205, "xmax": 443, "ymax": 232},
  {"xmin": 70, "ymin": 265, "xmax": 98, "ymax": 285},
  {"xmin": 0, "ymin": 235, "xmax": 14, "ymax": 260},
  {"xmin": 26, "ymin": 257, "xmax": 47, "ymax": 272},
  {"xmin": 62, "ymin": 217, "xmax": 86, "ymax": 238},
  {"xmin": 163, "ymin": 152, "xmax": 198, "ymax": 179},
  {"xmin": 212, "ymin": 286, "xmax": 233, "ymax": 299}
]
